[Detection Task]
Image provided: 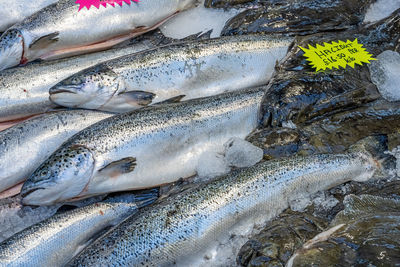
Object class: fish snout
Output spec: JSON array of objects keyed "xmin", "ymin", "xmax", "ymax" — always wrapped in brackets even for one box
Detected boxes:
[
  {"xmin": 21, "ymin": 145, "xmax": 95, "ymax": 206},
  {"xmin": 49, "ymin": 83, "xmax": 91, "ymax": 108},
  {"xmin": 352, "ymin": 152, "xmax": 381, "ymax": 182},
  {"xmin": 0, "ymin": 29, "xmax": 24, "ymax": 71},
  {"xmin": 49, "ymin": 85, "xmax": 80, "ymax": 95}
]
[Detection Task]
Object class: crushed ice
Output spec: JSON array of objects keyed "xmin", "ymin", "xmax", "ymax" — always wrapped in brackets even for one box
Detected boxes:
[
  {"xmin": 0, "ymin": 196, "xmax": 61, "ymax": 242},
  {"xmin": 0, "ymin": 195, "xmax": 105, "ymax": 242},
  {"xmin": 369, "ymin": 50, "xmax": 400, "ymax": 102},
  {"xmin": 160, "ymin": 0, "xmax": 241, "ymax": 39},
  {"xmin": 224, "ymin": 137, "xmax": 264, "ymax": 168},
  {"xmin": 364, "ymin": 0, "xmax": 400, "ymax": 23},
  {"xmin": 196, "ymin": 150, "xmax": 231, "ymax": 181},
  {"xmin": 385, "ymin": 146, "xmax": 400, "ymax": 177},
  {"xmin": 195, "ymin": 138, "xmax": 263, "ymax": 181}
]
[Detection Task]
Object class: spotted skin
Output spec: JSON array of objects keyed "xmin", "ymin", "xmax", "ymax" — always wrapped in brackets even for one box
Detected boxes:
[
  {"xmin": 49, "ymin": 34, "xmax": 292, "ymax": 112},
  {"xmin": 22, "ymin": 87, "xmax": 265, "ymax": 205},
  {"xmin": 70, "ymin": 152, "xmax": 378, "ymax": 266}
]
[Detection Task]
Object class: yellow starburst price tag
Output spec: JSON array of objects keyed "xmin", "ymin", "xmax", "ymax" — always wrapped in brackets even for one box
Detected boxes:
[{"xmin": 299, "ymin": 39, "xmax": 376, "ymax": 72}]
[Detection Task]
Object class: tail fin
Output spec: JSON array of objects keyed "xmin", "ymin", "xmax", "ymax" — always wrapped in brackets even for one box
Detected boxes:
[{"xmin": 105, "ymin": 188, "xmax": 159, "ymax": 208}]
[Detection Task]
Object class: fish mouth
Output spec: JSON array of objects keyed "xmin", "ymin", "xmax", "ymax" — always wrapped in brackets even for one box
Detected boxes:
[
  {"xmin": 20, "ymin": 187, "xmax": 44, "ymax": 198},
  {"xmin": 49, "ymin": 85, "xmax": 81, "ymax": 95},
  {"xmin": 49, "ymin": 85, "xmax": 89, "ymax": 107}
]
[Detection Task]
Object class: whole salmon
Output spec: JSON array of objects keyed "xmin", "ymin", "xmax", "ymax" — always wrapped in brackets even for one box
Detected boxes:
[
  {"xmin": 21, "ymin": 87, "xmax": 264, "ymax": 205},
  {"xmin": 49, "ymin": 34, "xmax": 292, "ymax": 112}
]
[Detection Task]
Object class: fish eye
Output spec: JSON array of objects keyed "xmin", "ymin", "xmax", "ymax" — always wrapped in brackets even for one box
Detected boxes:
[
  {"xmin": 39, "ymin": 169, "xmax": 51, "ymax": 179},
  {"xmin": 70, "ymin": 77, "xmax": 82, "ymax": 85}
]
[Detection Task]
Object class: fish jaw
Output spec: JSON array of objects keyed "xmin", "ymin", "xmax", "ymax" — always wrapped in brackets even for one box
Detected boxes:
[
  {"xmin": 0, "ymin": 29, "xmax": 24, "ymax": 71},
  {"xmin": 49, "ymin": 65, "xmax": 155, "ymax": 112},
  {"xmin": 49, "ymin": 65, "xmax": 122, "ymax": 110},
  {"xmin": 49, "ymin": 84, "xmax": 96, "ymax": 108},
  {"xmin": 352, "ymin": 152, "xmax": 381, "ymax": 182},
  {"xmin": 21, "ymin": 145, "xmax": 95, "ymax": 206}
]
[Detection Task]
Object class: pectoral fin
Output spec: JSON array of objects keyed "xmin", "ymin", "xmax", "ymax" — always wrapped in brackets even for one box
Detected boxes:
[
  {"xmin": 119, "ymin": 91, "xmax": 156, "ymax": 107},
  {"xmin": 155, "ymin": 95, "xmax": 186, "ymax": 105},
  {"xmin": 99, "ymin": 157, "xmax": 137, "ymax": 178},
  {"xmin": 29, "ymin": 32, "xmax": 59, "ymax": 50}
]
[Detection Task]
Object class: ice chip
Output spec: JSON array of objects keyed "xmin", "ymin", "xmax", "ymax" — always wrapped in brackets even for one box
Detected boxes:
[
  {"xmin": 0, "ymin": 196, "xmax": 61, "ymax": 242},
  {"xmin": 224, "ymin": 137, "xmax": 263, "ymax": 168},
  {"xmin": 385, "ymin": 146, "xmax": 400, "ymax": 177},
  {"xmin": 289, "ymin": 194, "xmax": 312, "ymax": 212},
  {"xmin": 369, "ymin": 50, "xmax": 400, "ymax": 102},
  {"xmin": 160, "ymin": 0, "xmax": 240, "ymax": 38},
  {"xmin": 364, "ymin": 0, "xmax": 400, "ymax": 23},
  {"xmin": 196, "ymin": 150, "xmax": 231, "ymax": 181}
]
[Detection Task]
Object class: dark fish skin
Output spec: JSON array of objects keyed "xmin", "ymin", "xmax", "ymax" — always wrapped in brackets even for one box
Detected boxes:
[
  {"xmin": 259, "ymin": 9, "xmax": 400, "ymax": 128},
  {"xmin": 248, "ymin": 100, "xmax": 400, "ymax": 161},
  {"xmin": 221, "ymin": 0, "xmax": 375, "ymax": 36}
]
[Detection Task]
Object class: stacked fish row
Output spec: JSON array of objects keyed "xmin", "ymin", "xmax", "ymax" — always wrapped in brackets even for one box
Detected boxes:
[{"xmin": 0, "ymin": 0, "xmax": 396, "ymax": 266}]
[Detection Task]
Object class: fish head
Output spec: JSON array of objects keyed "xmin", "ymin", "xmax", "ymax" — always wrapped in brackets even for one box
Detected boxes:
[
  {"xmin": 0, "ymin": 29, "xmax": 24, "ymax": 71},
  {"xmin": 352, "ymin": 151, "xmax": 381, "ymax": 182},
  {"xmin": 49, "ymin": 64, "xmax": 123, "ymax": 110},
  {"xmin": 21, "ymin": 145, "xmax": 95, "ymax": 205}
]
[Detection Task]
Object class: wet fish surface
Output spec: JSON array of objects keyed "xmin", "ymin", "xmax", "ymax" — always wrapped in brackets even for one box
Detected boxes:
[
  {"xmin": 0, "ymin": 0, "xmax": 199, "ymax": 71},
  {"xmin": 0, "ymin": 43, "xmax": 152, "ymax": 122},
  {"xmin": 69, "ymin": 152, "xmax": 378, "ymax": 266},
  {"xmin": 0, "ymin": 110, "xmax": 113, "ymax": 195},
  {"xmin": 221, "ymin": 0, "xmax": 375, "ymax": 36},
  {"xmin": 21, "ymin": 87, "xmax": 264, "ymax": 205},
  {"xmin": 288, "ymin": 194, "xmax": 400, "ymax": 266},
  {"xmin": 259, "ymin": 9, "xmax": 400, "ymax": 128},
  {"xmin": 49, "ymin": 34, "xmax": 292, "ymax": 112},
  {"xmin": 0, "ymin": 0, "xmax": 57, "ymax": 32},
  {"xmin": 0, "ymin": 190, "xmax": 158, "ymax": 267}
]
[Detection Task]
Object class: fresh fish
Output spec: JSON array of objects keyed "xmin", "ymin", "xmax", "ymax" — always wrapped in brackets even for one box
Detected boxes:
[
  {"xmin": 0, "ymin": 0, "xmax": 200, "ymax": 71},
  {"xmin": 0, "ymin": 0, "xmax": 57, "ymax": 32},
  {"xmin": 69, "ymin": 152, "xmax": 379, "ymax": 266},
  {"xmin": 49, "ymin": 34, "xmax": 292, "ymax": 112},
  {"xmin": 259, "ymin": 9, "xmax": 400, "ymax": 127},
  {"xmin": 221, "ymin": 0, "xmax": 374, "ymax": 36},
  {"xmin": 21, "ymin": 87, "xmax": 264, "ymax": 205},
  {"xmin": 0, "ymin": 43, "xmax": 152, "ymax": 122},
  {"xmin": 0, "ymin": 110, "xmax": 113, "ymax": 196},
  {"xmin": 0, "ymin": 190, "xmax": 158, "ymax": 267}
]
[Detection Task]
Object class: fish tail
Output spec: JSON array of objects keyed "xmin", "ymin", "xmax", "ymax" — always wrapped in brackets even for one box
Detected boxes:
[{"xmin": 133, "ymin": 189, "xmax": 159, "ymax": 208}]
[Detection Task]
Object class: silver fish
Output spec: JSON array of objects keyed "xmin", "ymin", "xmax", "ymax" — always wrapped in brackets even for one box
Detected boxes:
[
  {"xmin": 0, "ymin": 0, "xmax": 57, "ymax": 32},
  {"xmin": 0, "ymin": 190, "xmax": 158, "ymax": 267},
  {"xmin": 0, "ymin": 110, "xmax": 113, "ymax": 195},
  {"xmin": 0, "ymin": 0, "xmax": 199, "ymax": 71},
  {"xmin": 69, "ymin": 152, "xmax": 379, "ymax": 266},
  {"xmin": 49, "ymin": 34, "xmax": 292, "ymax": 112},
  {"xmin": 21, "ymin": 87, "xmax": 264, "ymax": 205},
  {"xmin": 0, "ymin": 43, "xmax": 152, "ymax": 122}
]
